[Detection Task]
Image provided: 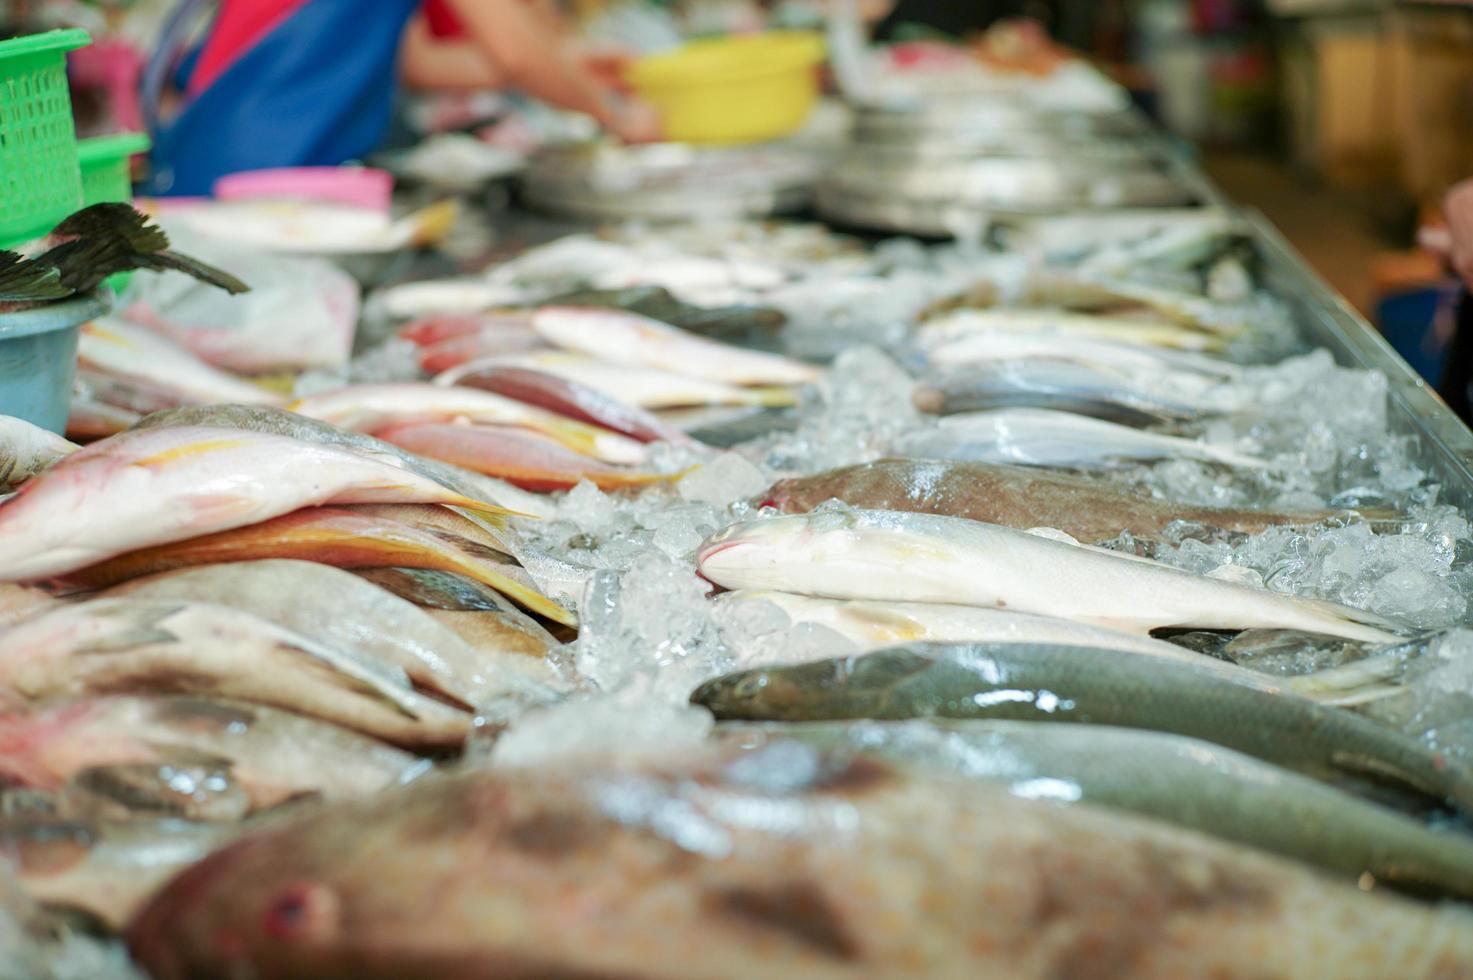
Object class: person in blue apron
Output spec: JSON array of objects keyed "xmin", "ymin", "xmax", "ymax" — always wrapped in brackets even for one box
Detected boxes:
[{"xmin": 146, "ymin": 0, "xmax": 658, "ymax": 196}]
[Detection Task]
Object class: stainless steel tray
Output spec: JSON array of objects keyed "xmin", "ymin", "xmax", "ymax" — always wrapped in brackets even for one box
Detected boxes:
[
  {"xmin": 521, "ymin": 179, "xmax": 813, "ymax": 223},
  {"xmin": 854, "ymin": 103, "xmax": 1148, "ymax": 141},
  {"xmin": 1245, "ymin": 210, "xmax": 1473, "ymax": 512}
]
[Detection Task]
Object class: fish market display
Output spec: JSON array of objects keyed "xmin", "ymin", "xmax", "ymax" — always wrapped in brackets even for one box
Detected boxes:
[
  {"xmin": 0, "ymin": 415, "xmax": 76, "ymax": 490},
  {"xmin": 697, "ymin": 509, "xmax": 1399, "ymax": 642},
  {"xmin": 759, "ymin": 459, "xmax": 1369, "ymax": 543},
  {"xmin": 0, "ymin": 425, "xmax": 516, "ymax": 580},
  {"xmin": 693, "ymin": 644, "xmax": 1473, "ymax": 813},
  {"xmin": 127, "ymin": 747, "xmax": 1473, "ymax": 980},
  {"xmin": 10, "ymin": 68, "xmax": 1473, "ymax": 979}
]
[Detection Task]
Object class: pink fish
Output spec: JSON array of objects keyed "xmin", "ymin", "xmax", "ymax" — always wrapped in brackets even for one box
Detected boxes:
[
  {"xmin": 0, "ymin": 425, "xmax": 518, "ymax": 581},
  {"xmin": 288, "ymin": 383, "xmax": 647, "ymax": 465},
  {"xmin": 441, "ymin": 365, "xmax": 695, "ymax": 444},
  {"xmin": 378, "ymin": 422, "xmax": 677, "ymax": 493},
  {"xmin": 417, "ymin": 328, "xmax": 546, "ymax": 375}
]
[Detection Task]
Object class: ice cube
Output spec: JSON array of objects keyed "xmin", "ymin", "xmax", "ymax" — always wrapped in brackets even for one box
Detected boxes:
[{"xmin": 678, "ymin": 452, "xmax": 770, "ymax": 507}]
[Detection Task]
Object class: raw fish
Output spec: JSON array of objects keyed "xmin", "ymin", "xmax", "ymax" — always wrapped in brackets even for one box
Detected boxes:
[
  {"xmin": 0, "ymin": 695, "xmax": 417, "ymax": 816},
  {"xmin": 288, "ymin": 383, "xmax": 647, "ymax": 465},
  {"xmin": 760, "ymin": 459, "xmax": 1366, "ymax": 543},
  {"xmin": 131, "ymin": 403, "xmax": 552, "ymax": 518},
  {"xmin": 530, "ymin": 307, "xmax": 819, "ymax": 386},
  {"xmin": 78, "ymin": 318, "xmax": 281, "ymax": 406},
  {"xmin": 920, "ymin": 329, "xmax": 1238, "ymax": 380},
  {"xmin": 104, "ymin": 560, "xmax": 560, "ymax": 704},
  {"xmin": 912, "ymin": 361, "xmax": 1207, "ymax": 426},
  {"xmin": 6, "ymin": 817, "xmax": 234, "ymax": 931},
  {"xmin": 442, "ymin": 352, "xmax": 796, "ymax": 408},
  {"xmin": 697, "ymin": 509, "xmax": 1401, "ymax": 643},
  {"xmin": 66, "ymin": 397, "xmax": 140, "ymax": 440},
  {"xmin": 693, "ymin": 643, "xmax": 1473, "ymax": 814},
  {"xmin": 127, "ymin": 746, "xmax": 1473, "ymax": 979},
  {"xmin": 62, "ymin": 507, "xmax": 577, "ymax": 628},
  {"xmin": 733, "ymin": 720, "xmax": 1473, "ymax": 899},
  {"xmin": 437, "ymin": 363, "xmax": 695, "ymax": 443},
  {"xmin": 894, "ymin": 408, "xmax": 1268, "ymax": 469},
  {"xmin": 919, "ymin": 308, "xmax": 1227, "ymax": 352},
  {"xmin": 717, "ymin": 591, "xmax": 1239, "ymax": 665},
  {"xmin": 0, "ymin": 425, "xmax": 517, "ymax": 581},
  {"xmin": 0, "ymin": 599, "xmax": 473, "ymax": 749},
  {"xmin": 378, "ymin": 422, "xmax": 678, "ymax": 494},
  {"xmin": 0, "ymin": 415, "xmax": 76, "ymax": 490}
]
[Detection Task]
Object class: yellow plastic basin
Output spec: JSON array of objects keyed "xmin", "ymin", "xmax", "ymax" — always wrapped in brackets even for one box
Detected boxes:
[{"xmin": 628, "ymin": 32, "xmax": 826, "ymax": 145}]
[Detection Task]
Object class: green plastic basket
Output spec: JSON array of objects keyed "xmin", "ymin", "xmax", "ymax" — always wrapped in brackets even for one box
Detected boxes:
[
  {"xmin": 0, "ymin": 29, "xmax": 90, "ymax": 248},
  {"xmin": 78, "ymin": 132, "xmax": 151, "ymax": 294},
  {"xmin": 77, "ymin": 132, "xmax": 151, "ymax": 206}
]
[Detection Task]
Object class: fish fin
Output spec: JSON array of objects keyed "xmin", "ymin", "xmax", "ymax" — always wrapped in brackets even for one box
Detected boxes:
[
  {"xmin": 746, "ymin": 387, "xmax": 799, "ymax": 408},
  {"xmin": 441, "ymin": 495, "xmax": 531, "ymax": 524},
  {"xmin": 278, "ymin": 639, "xmax": 423, "ymax": 720},
  {"xmin": 1312, "ymin": 684, "xmax": 1403, "ymax": 707},
  {"xmin": 446, "ymin": 506, "xmax": 521, "ymax": 550},
  {"xmin": 72, "ymin": 602, "xmax": 186, "ymax": 654},
  {"xmin": 131, "ymin": 438, "xmax": 255, "ymax": 470},
  {"xmin": 450, "ymin": 558, "xmax": 578, "ymax": 628},
  {"xmin": 427, "ymin": 528, "xmax": 517, "ymax": 564},
  {"xmin": 140, "ymin": 250, "xmax": 250, "ymax": 295}
]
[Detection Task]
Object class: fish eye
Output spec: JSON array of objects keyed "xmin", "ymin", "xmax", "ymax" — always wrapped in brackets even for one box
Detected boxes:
[
  {"xmin": 734, "ymin": 674, "xmax": 769, "ymax": 699},
  {"xmin": 263, "ymin": 883, "xmax": 340, "ymax": 942}
]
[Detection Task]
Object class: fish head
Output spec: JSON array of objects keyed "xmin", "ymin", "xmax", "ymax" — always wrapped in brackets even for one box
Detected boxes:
[
  {"xmin": 697, "ymin": 513, "xmax": 854, "ymax": 591},
  {"xmin": 691, "ymin": 658, "xmax": 866, "ymax": 721},
  {"xmin": 127, "ymin": 826, "xmax": 349, "ymax": 978}
]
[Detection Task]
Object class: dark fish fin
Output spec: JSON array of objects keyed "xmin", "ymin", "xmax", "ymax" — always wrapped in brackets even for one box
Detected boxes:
[
  {"xmin": 50, "ymin": 203, "xmax": 168, "ymax": 252},
  {"xmin": 0, "ymin": 251, "xmax": 70, "ymax": 302},
  {"xmin": 139, "ymin": 251, "xmax": 250, "ymax": 295}
]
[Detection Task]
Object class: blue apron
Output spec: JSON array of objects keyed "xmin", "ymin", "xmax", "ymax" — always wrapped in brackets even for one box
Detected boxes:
[{"xmin": 146, "ymin": 0, "xmax": 420, "ymax": 196}]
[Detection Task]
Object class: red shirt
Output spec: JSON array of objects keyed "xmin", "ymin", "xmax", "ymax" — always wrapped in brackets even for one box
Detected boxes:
[
  {"xmin": 423, "ymin": 0, "xmax": 468, "ymax": 38},
  {"xmin": 188, "ymin": 0, "xmax": 311, "ymax": 95}
]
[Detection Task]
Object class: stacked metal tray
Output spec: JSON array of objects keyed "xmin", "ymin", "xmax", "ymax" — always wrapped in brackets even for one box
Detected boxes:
[
  {"xmin": 522, "ymin": 140, "xmax": 825, "ymax": 222},
  {"xmin": 820, "ymin": 100, "xmax": 1199, "ymax": 235}
]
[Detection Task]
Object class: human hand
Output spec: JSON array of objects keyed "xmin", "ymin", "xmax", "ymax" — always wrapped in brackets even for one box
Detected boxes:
[
  {"xmin": 1424, "ymin": 179, "xmax": 1473, "ymax": 289},
  {"xmin": 603, "ymin": 97, "xmax": 663, "ymax": 144}
]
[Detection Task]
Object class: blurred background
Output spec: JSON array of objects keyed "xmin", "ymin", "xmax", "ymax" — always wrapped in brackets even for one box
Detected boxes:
[{"xmin": 5, "ymin": 0, "xmax": 1471, "ymax": 385}]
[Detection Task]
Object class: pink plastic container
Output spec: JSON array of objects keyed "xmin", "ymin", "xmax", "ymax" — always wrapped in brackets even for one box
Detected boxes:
[{"xmin": 212, "ymin": 167, "xmax": 393, "ymax": 213}]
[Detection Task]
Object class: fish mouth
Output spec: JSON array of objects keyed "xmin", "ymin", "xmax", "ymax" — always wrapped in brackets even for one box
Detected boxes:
[{"xmin": 696, "ymin": 536, "xmax": 748, "ymax": 569}]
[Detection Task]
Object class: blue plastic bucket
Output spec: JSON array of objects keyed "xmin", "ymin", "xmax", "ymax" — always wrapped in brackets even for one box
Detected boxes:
[{"xmin": 0, "ymin": 291, "xmax": 109, "ymax": 433}]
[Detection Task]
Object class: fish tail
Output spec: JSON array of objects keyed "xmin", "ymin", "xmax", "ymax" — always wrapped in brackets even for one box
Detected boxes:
[
  {"xmin": 404, "ymin": 200, "xmax": 459, "ymax": 248},
  {"xmin": 446, "ymin": 555, "xmax": 578, "ymax": 628},
  {"xmin": 1284, "ymin": 635, "xmax": 1437, "ymax": 703},
  {"xmin": 441, "ymin": 494, "xmax": 535, "ymax": 524}
]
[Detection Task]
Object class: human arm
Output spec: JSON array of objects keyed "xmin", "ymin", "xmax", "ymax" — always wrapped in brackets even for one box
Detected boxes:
[
  {"xmin": 438, "ymin": 0, "xmax": 660, "ymax": 141},
  {"xmin": 401, "ymin": 13, "xmax": 510, "ymax": 91}
]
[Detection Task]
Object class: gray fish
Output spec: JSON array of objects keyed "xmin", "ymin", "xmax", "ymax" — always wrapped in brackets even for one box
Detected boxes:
[
  {"xmin": 691, "ymin": 643, "xmax": 1473, "ymax": 815},
  {"xmin": 726, "ymin": 720, "xmax": 1473, "ymax": 899},
  {"xmin": 354, "ymin": 567, "xmax": 518, "ymax": 612},
  {"xmin": 912, "ymin": 361, "xmax": 1206, "ymax": 427},
  {"xmin": 130, "ymin": 404, "xmax": 551, "ymax": 519},
  {"xmin": 127, "ymin": 745, "xmax": 1473, "ymax": 980},
  {"xmin": 0, "ymin": 415, "xmax": 76, "ymax": 492}
]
